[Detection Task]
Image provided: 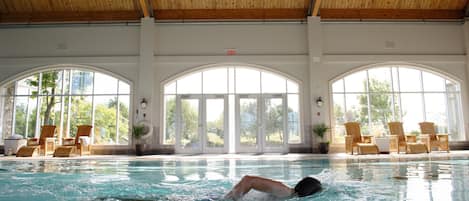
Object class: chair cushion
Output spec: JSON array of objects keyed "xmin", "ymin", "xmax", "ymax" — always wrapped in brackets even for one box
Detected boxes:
[
  {"xmin": 357, "ymin": 143, "xmax": 379, "ymax": 154},
  {"xmin": 16, "ymin": 146, "xmax": 38, "ymax": 157},
  {"xmin": 407, "ymin": 143, "xmax": 428, "ymax": 154},
  {"xmin": 53, "ymin": 146, "xmax": 74, "ymax": 157}
]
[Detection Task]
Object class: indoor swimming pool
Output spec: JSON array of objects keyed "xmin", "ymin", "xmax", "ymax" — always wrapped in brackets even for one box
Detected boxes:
[{"xmin": 0, "ymin": 156, "xmax": 468, "ymax": 201}]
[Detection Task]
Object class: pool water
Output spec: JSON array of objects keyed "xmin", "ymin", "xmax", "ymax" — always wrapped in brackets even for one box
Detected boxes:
[{"xmin": 0, "ymin": 157, "xmax": 468, "ymax": 201}]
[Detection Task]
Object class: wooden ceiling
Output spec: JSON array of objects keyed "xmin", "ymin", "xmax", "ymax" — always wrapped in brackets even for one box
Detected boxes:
[
  {"xmin": 0, "ymin": 0, "xmax": 467, "ymax": 24},
  {"xmin": 321, "ymin": 0, "xmax": 468, "ymax": 20}
]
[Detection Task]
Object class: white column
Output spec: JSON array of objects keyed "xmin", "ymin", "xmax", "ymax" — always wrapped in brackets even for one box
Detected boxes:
[
  {"xmin": 137, "ymin": 17, "xmax": 155, "ymax": 145},
  {"xmin": 307, "ymin": 16, "xmax": 327, "ymax": 150}
]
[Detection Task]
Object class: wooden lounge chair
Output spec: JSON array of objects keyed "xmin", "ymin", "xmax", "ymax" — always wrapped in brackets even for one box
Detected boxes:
[
  {"xmin": 419, "ymin": 122, "xmax": 449, "ymax": 152},
  {"xmin": 16, "ymin": 125, "xmax": 56, "ymax": 157},
  {"xmin": 388, "ymin": 122, "xmax": 427, "ymax": 154},
  {"xmin": 344, "ymin": 122, "xmax": 379, "ymax": 155},
  {"xmin": 53, "ymin": 125, "xmax": 93, "ymax": 157}
]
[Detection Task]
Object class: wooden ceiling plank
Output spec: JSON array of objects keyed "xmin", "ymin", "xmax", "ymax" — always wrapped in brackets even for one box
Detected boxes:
[
  {"xmin": 50, "ymin": 0, "xmax": 65, "ymax": 12},
  {"xmin": 419, "ymin": 0, "xmax": 432, "ymax": 9},
  {"xmin": 30, "ymin": 0, "xmax": 52, "ymax": 12},
  {"xmin": 397, "ymin": 0, "xmax": 420, "ymax": 9},
  {"xmin": 216, "ymin": 0, "xmax": 235, "ymax": 9},
  {"xmin": 312, "ymin": 0, "xmax": 321, "ymax": 16},
  {"xmin": 139, "ymin": 0, "xmax": 150, "ymax": 17},
  {"xmin": 10, "ymin": 0, "xmax": 33, "ymax": 13},
  {"xmin": 0, "ymin": 0, "xmax": 8, "ymax": 13}
]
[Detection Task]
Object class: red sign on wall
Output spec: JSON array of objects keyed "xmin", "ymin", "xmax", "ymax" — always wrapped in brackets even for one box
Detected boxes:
[{"xmin": 226, "ymin": 49, "xmax": 237, "ymax": 56}]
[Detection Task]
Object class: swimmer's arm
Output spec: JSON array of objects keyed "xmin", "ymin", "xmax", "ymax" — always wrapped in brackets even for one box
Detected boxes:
[{"xmin": 225, "ymin": 175, "xmax": 293, "ymax": 200}]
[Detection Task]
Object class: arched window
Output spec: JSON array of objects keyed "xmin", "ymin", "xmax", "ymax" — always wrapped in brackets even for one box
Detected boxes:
[
  {"xmin": 162, "ymin": 65, "xmax": 301, "ymax": 153},
  {"xmin": 331, "ymin": 65, "xmax": 464, "ymax": 143},
  {"xmin": 0, "ymin": 68, "xmax": 131, "ymax": 145}
]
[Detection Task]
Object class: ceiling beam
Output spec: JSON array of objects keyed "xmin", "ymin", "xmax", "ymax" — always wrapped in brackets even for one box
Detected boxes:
[
  {"xmin": 154, "ymin": 9, "xmax": 307, "ymax": 21},
  {"xmin": 312, "ymin": 0, "xmax": 321, "ymax": 17},
  {"xmin": 138, "ymin": 0, "xmax": 151, "ymax": 18},
  {"xmin": 0, "ymin": 11, "xmax": 141, "ymax": 24},
  {"xmin": 465, "ymin": 0, "xmax": 469, "ymax": 17},
  {"xmin": 321, "ymin": 9, "xmax": 464, "ymax": 20},
  {"xmin": 307, "ymin": 0, "xmax": 314, "ymax": 16}
]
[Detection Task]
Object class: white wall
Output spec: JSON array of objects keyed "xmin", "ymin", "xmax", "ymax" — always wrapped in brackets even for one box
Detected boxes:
[
  {"xmin": 0, "ymin": 25, "xmax": 140, "ymax": 57},
  {"xmin": 0, "ymin": 19, "xmax": 468, "ymax": 152},
  {"xmin": 323, "ymin": 23, "xmax": 465, "ymax": 55},
  {"xmin": 154, "ymin": 23, "xmax": 308, "ymax": 55}
]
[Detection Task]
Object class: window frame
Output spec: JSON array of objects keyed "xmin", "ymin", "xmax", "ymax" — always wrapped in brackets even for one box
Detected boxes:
[
  {"xmin": 329, "ymin": 63, "xmax": 465, "ymax": 144},
  {"xmin": 0, "ymin": 64, "xmax": 133, "ymax": 146},
  {"xmin": 160, "ymin": 64, "xmax": 304, "ymax": 147}
]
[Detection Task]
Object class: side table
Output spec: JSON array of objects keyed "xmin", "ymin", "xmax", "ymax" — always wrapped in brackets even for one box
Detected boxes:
[
  {"xmin": 4, "ymin": 139, "xmax": 27, "ymax": 156},
  {"xmin": 374, "ymin": 137, "xmax": 390, "ymax": 153}
]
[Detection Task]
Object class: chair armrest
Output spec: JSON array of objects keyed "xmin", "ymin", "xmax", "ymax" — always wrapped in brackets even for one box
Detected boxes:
[
  {"xmin": 419, "ymin": 134, "xmax": 431, "ymax": 144},
  {"xmin": 62, "ymin": 137, "xmax": 75, "ymax": 145},
  {"xmin": 45, "ymin": 137, "xmax": 56, "ymax": 142},
  {"xmin": 78, "ymin": 136, "xmax": 91, "ymax": 146},
  {"xmin": 389, "ymin": 135, "xmax": 399, "ymax": 141},
  {"xmin": 436, "ymin": 133, "xmax": 449, "ymax": 142},
  {"xmin": 361, "ymin": 135, "xmax": 373, "ymax": 143},
  {"xmin": 405, "ymin": 134, "xmax": 417, "ymax": 143},
  {"xmin": 27, "ymin": 138, "xmax": 39, "ymax": 146}
]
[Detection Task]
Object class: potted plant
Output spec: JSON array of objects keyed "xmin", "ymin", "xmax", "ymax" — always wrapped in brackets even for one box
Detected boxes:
[
  {"xmin": 313, "ymin": 123, "xmax": 330, "ymax": 154},
  {"xmin": 133, "ymin": 124, "xmax": 145, "ymax": 156}
]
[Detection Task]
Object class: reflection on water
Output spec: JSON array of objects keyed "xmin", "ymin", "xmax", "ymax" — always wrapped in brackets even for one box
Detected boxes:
[{"xmin": 0, "ymin": 157, "xmax": 468, "ymax": 201}]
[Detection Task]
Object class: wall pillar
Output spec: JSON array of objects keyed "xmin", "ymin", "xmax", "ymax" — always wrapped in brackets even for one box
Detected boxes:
[
  {"xmin": 307, "ymin": 16, "xmax": 327, "ymax": 151},
  {"xmin": 137, "ymin": 17, "xmax": 156, "ymax": 146},
  {"xmin": 463, "ymin": 21, "xmax": 469, "ymax": 141}
]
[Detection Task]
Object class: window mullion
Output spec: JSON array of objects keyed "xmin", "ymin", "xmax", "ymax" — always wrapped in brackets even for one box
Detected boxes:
[
  {"xmin": 66, "ymin": 70, "xmax": 72, "ymax": 138},
  {"xmin": 91, "ymin": 72, "xmax": 96, "ymax": 144},
  {"xmin": 11, "ymin": 82, "xmax": 17, "ymax": 138},
  {"xmin": 35, "ymin": 73, "xmax": 43, "ymax": 138},
  {"xmin": 444, "ymin": 81, "xmax": 450, "ymax": 134},
  {"xmin": 389, "ymin": 67, "xmax": 395, "ymax": 121},
  {"xmin": 397, "ymin": 68, "xmax": 403, "ymax": 121},
  {"xmin": 25, "ymin": 90, "xmax": 31, "ymax": 137},
  {"xmin": 58, "ymin": 70, "xmax": 66, "ymax": 144},
  {"xmin": 365, "ymin": 70, "xmax": 372, "ymax": 134},
  {"xmin": 420, "ymin": 71, "xmax": 426, "ymax": 121},
  {"xmin": 116, "ymin": 82, "xmax": 120, "ymax": 144}
]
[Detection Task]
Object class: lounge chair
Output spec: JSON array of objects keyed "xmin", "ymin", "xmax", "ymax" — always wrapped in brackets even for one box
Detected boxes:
[
  {"xmin": 344, "ymin": 122, "xmax": 379, "ymax": 155},
  {"xmin": 419, "ymin": 122, "xmax": 449, "ymax": 152},
  {"xmin": 388, "ymin": 122, "xmax": 427, "ymax": 154},
  {"xmin": 53, "ymin": 125, "xmax": 93, "ymax": 157},
  {"xmin": 16, "ymin": 125, "xmax": 56, "ymax": 157}
]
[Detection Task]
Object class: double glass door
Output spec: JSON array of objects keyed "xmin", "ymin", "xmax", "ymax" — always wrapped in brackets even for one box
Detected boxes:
[
  {"xmin": 236, "ymin": 94, "xmax": 288, "ymax": 153},
  {"xmin": 175, "ymin": 95, "xmax": 227, "ymax": 154},
  {"xmin": 174, "ymin": 94, "xmax": 288, "ymax": 154}
]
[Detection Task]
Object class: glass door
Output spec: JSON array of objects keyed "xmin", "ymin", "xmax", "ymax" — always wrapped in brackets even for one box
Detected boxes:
[
  {"xmin": 236, "ymin": 95, "xmax": 260, "ymax": 153},
  {"xmin": 235, "ymin": 94, "xmax": 288, "ymax": 153},
  {"xmin": 176, "ymin": 95, "xmax": 202, "ymax": 154},
  {"xmin": 203, "ymin": 95, "xmax": 228, "ymax": 153},
  {"xmin": 262, "ymin": 94, "xmax": 288, "ymax": 153},
  {"xmin": 175, "ymin": 95, "xmax": 228, "ymax": 154}
]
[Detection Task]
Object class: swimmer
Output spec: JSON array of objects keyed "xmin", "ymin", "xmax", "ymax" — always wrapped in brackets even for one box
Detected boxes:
[{"xmin": 225, "ymin": 176, "xmax": 321, "ymax": 200}]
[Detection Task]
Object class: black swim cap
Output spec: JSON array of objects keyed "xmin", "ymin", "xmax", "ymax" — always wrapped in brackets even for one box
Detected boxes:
[{"xmin": 294, "ymin": 177, "xmax": 322, "ymax": 197}]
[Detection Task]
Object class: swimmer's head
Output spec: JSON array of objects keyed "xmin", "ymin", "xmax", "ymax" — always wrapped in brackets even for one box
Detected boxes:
[{"xmin": 294, "ymin": 177, "xmax": 322, "ymax": 197}]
